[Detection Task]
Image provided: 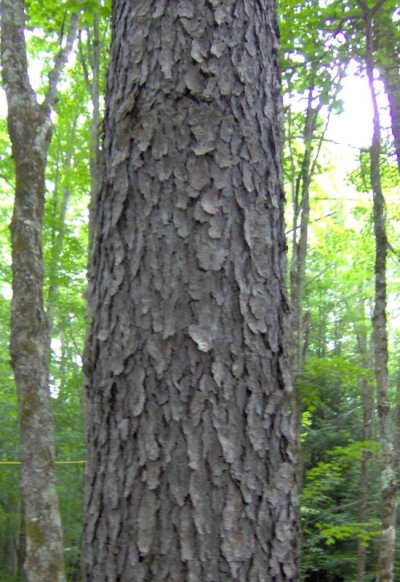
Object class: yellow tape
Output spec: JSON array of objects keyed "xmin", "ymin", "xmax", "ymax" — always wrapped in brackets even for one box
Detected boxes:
[{"xmin": 55, "ymin": 461, "xmax": 86, "ymax": 465}]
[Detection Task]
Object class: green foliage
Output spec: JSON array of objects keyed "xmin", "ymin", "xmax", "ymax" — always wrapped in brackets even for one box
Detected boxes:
[
  {"xmin": 316, "ymin": 520, "xmax": 382, "ymax": 547},
  {"xmin": 301, "ymin": 441, "xmax": 382, "ymax": 579}
]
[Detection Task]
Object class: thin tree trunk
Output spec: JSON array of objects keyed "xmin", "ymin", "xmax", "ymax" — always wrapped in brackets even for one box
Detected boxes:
[
  {"xmin": 374, "ymin": 6, "xmax": 400, "ymax": 173},
  {"xmin": 287, "ymin": 38, "xmax": 345, "ymax": 379},
  {"xmin": 289, "ymin": 85, "xmax": 317, "ymax": 375},
  {"xmin": 83, "ymin": 1, "xmax": 299, "ymax": 580},
  {"xmin": 78, "ymin": 11, "xmax": 104, "ymax": 249},
  {"xmin": 396, "ymin": 377, "xmax": 400, "ymax": 466},
  {"xmin": 288, "ymin": 61, "xmax": 344, "ymax": 376},
  {"xmin": 47, "ymin": 116, "xmax": 78, "ymax": 338},
  {"xmin": 356, "ymin": 321, "xmax": 374, "ymax": 582},
  {"xmin": 4, "ymin": 514, "xmax": 20, "ymax": 578},
  {"xmin": 0, "ymin": 3, "xmax": 79, "ymax": 580},
  {"xmin": 381, "ymin": 67, "xmax": 400, "ymax": 173},
  {"xmin": 287, "ymin": 64, "xmax": 344, "ymax": 521},
  {"xmin": 359, "ymin": 3, "xmax": 397, "ymax": 581}
]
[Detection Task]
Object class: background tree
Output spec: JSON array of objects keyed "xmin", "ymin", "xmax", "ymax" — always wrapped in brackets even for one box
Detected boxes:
[
  {"xmin": 0, "ymin": 1, "xmax": 79, "ymax": 579},
  {"xmin": 83, "ymin": 0, "xmax": 299, "ymax": 580},
  {"xmin": 280, "ymin": 1, "xmax": 400, "ymax": 578},
  {"xmin": 373, "ymin": 2, "xmax": 400, "ymax": 173},
  {"xmin": 281, "ymin": 0, "xmax": 347, "ymax": 377},
  {"xmin": 362, "ymin": 1, "xmax": 397, "ymax": 575}
]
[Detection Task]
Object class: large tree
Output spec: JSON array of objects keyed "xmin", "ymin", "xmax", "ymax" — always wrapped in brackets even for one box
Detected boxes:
[{"xmin": 83, "ymin": 1, "xmax": 298, "ymax": 580}]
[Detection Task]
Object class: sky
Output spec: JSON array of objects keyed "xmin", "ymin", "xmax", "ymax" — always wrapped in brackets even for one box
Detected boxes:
[
  {"xmin": 326, "ymin": 59, "xmax": 392, "ymax": 156},
  {"xmin": 327, "ymin": 72, "xmax": 373, "ymax": 150}
]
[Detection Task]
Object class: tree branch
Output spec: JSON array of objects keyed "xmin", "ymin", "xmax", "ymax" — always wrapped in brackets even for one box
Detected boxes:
[
  {"xmin": 78, "ymin": 30, "xmax": 93, "ymax": 95},
  {"xmin": 388, "ymin": 241, "xmax": 400, "ymax": 265},
  {"xmin": 356, "ymin": 0, "xmax": 369, "ymax": 11},
  {"xmin": 42, "ymin": 12, "xmax": 80, "ymax": 114},
  {"xmin": 0, "ymin": 172, "xmax": 15, "ymax": 188},
  {"xmin": 356, "ymin": 0, "xmax": 389, "ymax": 17},
  {"xmin": 371, "ymin": 0, "xmax": 390, "ymax": 16}
]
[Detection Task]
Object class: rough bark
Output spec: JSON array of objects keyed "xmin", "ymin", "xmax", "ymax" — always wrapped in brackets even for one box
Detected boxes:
[
  {"xmin": 359, "ymin": 3, "xmax": 397, "ymax": 581},
  {"xmin": 0, "ymin": 2, "xmax": 78, "ymax": 580},
  {"xmin": 83, "ymin": 1, "xmax": 298, "ymax": 580}
]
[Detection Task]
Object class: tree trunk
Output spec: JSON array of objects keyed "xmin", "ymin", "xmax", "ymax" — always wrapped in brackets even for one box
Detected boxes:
[
  {"xmin": 289, "ymin": 87, "xmax": 317, "ymax": 375},
  {"xmin": 356, "ymin": 321, "xmax": 374, "ymax": 582},
  {"xmin": 8, "ymin": 69, "xmax": 65, "ymax": 582},
  {"xmin": 360, "ymin": 4, "xmax": 397, "ymax": 581},
  {"xmin": 78, "ymin": 11, "xmax": 103, "ymax": 205},
  {"xmin": 380, "ymin": 66, "xmax": 400, "ymax": 174},
  {"xmin": 374, "ymin": 6, "xmax": 400, "ymax": 173},
  {"xmin": 0, "ymin": 2, "xmax": 78, "ymax": 580},
  {"xmin": 47, "ymin": 115, "xmax": 77, "ymax": 338},
  {"xmin": 396, "ymin": 377, "xmax": 400, "ymax": 468},
  {"xmin": 83, "ymin": 1, "xmax": 299, "ymax": 580}
]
